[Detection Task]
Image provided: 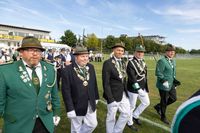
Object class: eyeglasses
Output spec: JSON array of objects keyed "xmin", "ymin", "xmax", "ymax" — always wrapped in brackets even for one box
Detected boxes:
[{"xmin": 25, "ymin": 48, "xmax": 42, "ymax": 54}]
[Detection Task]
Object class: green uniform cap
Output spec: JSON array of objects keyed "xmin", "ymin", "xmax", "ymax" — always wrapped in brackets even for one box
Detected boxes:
[{"xmin": 135, "ymin": 44, "xmax": 145, "ymax": 52}]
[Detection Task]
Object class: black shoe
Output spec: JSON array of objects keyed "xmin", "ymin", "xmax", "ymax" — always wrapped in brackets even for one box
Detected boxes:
[
  {"xmin": 154, "ymin": 105, "xmax": 161, "ymax": 116},
  {"xmin": 161, "ymin": 118, "xmax": 170, "ymax": 125},
  {"xmin": 126, "ymin": 124, "xmax": 138, "ymax": 131},
  {"xmin": 132, "ymin": 117, "xmax": 142, "ymax": 125}
]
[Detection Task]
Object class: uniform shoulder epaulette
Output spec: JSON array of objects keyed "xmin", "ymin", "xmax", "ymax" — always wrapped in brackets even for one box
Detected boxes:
[{"xmin": 0, "ymin": 61, "xmax": 14, "ymax": 66}]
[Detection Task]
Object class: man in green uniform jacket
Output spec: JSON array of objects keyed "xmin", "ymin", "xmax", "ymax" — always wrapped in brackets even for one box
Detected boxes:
[
  {"xmin": 154, "ymin": 44, "xmax": 180, "ymax": 125},
  {"xmin": 0, "ymin": 36, "xmax": 61, "ymax": 133}
]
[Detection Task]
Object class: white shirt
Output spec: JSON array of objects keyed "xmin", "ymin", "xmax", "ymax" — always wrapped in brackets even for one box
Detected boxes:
[
  {"xmin": 22, "ymin": 60, "xmax": 43, "ymax": 86},
  {"xmin": 65, "ymin": 53, "xmax": 71, "ymax": 62}
]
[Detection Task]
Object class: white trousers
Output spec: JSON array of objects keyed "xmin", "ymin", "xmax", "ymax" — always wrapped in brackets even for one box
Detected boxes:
[
  {"xmin": 127, "ymin": 90, "xmax": 150, "ymax": 125},
  {"xmin": 70, "ymin": 103, "xmax": 97, "ymax": 133},
  {"xmin": 106, "ymin": 93, "xmax": 130, "ymax": 133}
]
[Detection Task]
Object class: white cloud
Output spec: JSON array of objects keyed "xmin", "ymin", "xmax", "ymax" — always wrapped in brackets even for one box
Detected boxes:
[
  {"xmin": 133, "ymin": 26, "xmax": 152, "ymax": 32},
  {"xmin": 0, "ymin": 1, "xmax": 8, "ymax": 4},
  {"xmin": 150, "ymin": 1, "xmax": 200, "ymax": 24},
  {"xmin": 99, "ymin": 0, "xmax": 137, "ymax": 17},
  {"xmin": 85, "ymin": 16, "xmax": 109, "ymax": 25},
  {"xmin": 112, "ymin": 24, "xmax": 129, "ymax": 31},
  {"xmin": 57, "ymin": 14, "xmax": 71, "ymax": 26},
  {"xmin": 176, "ymin": 29, "xmax": 200, "ymax": 33},
  {"xmin": 0, "ymin": 0, "xmax": 50, "ymax": 21},
  {"xmin": 18, "ymin": 6, "xmax": 41, "ymax": 16},
  {"xmin": 0, "ymin": 7, "xmax": 15, "ymax": 13}
]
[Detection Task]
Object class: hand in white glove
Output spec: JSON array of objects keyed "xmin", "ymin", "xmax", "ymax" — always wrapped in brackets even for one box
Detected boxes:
[
  {"xmin": 96, "ymin": 100, "xmax": 99, "ymax": 104},
  {"xmin": 138, "ymin": 89, "xmax": 146, "ymax": 97},
  {"xmin": 67, "ymin": 110, "xmax": 76, "ymax": 119},
  {"xmin": 163, "ymin": 81, "xmax": 169, "ymax": 88},
  {"xmin": 53, "ymin": 116, "xmax": 61, "ymax": 126},
  {"xmin": 108, "ymin": 101, "xmax": 118, "ymax": 108}
]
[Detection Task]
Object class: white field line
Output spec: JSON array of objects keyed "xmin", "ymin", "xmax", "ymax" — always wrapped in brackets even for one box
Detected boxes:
[{"xmin": 99, "ymin": 99, "xmax": 171, "ymax": 132}]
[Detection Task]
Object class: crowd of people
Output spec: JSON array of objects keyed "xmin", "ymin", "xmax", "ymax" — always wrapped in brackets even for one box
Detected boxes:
[
  {"xmin": 0, "ymin": 47, "xmax": 20, "ymax": 63},
  {"xmin": 0, "ymin": 46, "xmax": 73, "ymax": 64},
  {"xmin": 0, "ymin": 36, "xmax": 183, "ymax": 133},
  {"xmin": 89, "ymin": 51, "xmax": 103, "ymax": 62}
]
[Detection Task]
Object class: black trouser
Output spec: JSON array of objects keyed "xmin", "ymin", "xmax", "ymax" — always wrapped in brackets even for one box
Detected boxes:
[
  {"xmin": 57, "ymin": 69, "xmax": 61, "ymax": 90},
  {"xmin": 32, "ymin": 118, "xmax": 49, "ymax": 133},
  {"xmin": 158, "ymin": 85, "xmax": 177, "ymax": 119}
]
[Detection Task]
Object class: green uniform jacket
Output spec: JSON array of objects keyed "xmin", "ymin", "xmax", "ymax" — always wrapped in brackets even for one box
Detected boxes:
[
  {"xmin": 155, "ymin": 56, "xmax": 176, "ymax": 91},
  {"xmin": 0, "ymin": 60, "xmax": 60, "ymax": 133}
]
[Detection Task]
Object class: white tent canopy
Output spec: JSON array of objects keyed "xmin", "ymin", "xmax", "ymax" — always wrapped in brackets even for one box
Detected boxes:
[
  {"xmin": 0, "ymin": 43, "xmax": 8, "ymax": 48},
  {"xmin": 41, "ymin": 42, "xmax": 71, "ymax": 50}
]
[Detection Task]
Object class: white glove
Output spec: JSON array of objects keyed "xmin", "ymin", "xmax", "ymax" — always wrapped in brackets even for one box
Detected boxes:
[
  {"xmin": 134, "ymin": 83, "xmax": 140, "ymax": 89},
  {"xmin": 163, "ymin": 81, "xmax": 169, "ymax": 88},
  {"xmin": 108, "ymin": 101, "xmax": 118, "ymax": 108},
  {"xmin": 138, "ymin": 89, "xmax": 146, "ymax": 97},
  {"xmin": 67, "ymin": 110, "xmax": 76, "ymax": 119},
  {"xmin": 53, "ymin": 116, "xmax": 61, "ymax": 126},
  {"xmin": 96, "ymin": 100, "xmax": 99, "ymax": 104}
]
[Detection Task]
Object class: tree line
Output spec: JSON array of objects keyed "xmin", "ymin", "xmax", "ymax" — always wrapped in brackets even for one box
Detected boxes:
[{"xmin": 59, "ymin": 29, "xmax": 199, "ymax": 54}]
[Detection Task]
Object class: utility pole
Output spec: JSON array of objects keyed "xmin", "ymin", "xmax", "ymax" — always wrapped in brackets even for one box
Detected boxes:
[
  {"xmin": 82, "ymin": 28, "xmax": 85, "ymax": 46},
  {"xmin": 101, "ymin": 26, "xmax": 103, "ymax": 53}
]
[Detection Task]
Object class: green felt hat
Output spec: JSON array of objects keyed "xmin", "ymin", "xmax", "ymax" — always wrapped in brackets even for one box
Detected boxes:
[
  {"xmin": 112, "ymin": 42, "xmax": 125, "ymax": 49},
  {"xmin": 135, "ymin": 44, "xmax": 145, "ymax": 52},
  {"xmin": 73, "ymin": 45, "xmax": 89, "ymax": 55},
  {"xmin": 17, "ymin": 36, "xmax": 45, "ymax": 51}
]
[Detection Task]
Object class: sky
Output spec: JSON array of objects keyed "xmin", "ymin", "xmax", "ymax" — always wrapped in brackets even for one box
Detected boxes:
[{"xmin": 0, "ymin": 0, "xmax": 200, "ymax": 50}]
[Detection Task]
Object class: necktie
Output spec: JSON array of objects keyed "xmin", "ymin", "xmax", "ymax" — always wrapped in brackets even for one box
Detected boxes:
[
  {"xmin": 80, "ymin": 67, "xmax": 86, "ymax": 77},
  {"xmin": 169, "ymin": 59, "xmax": 173, "ymax": 68},
  {"xmin": 139, "ymin": 60, "xmax": 144, "ymax": 68},
  {"xmin": 31, "ymin": 67, "xmax": 40, "ymax": 94},
  {"xmin": 118, "ymin": 60, "xmax": 122, "ymax": 70}
]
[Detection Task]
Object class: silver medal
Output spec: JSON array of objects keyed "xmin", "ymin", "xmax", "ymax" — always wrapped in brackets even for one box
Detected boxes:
[
  {"xmin": 83, "ymin": 81, "xmax": 88, "ymax": 86},
  {"xmin": 46, "ymin": 101, "xmax": 52, "ymax": 111}
]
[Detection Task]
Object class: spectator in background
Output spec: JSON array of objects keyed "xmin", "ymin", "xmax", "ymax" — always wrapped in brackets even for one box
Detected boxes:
[
  {"xmin": 54, "ymin": 55, "xmax": 62, "ymax": 90},
  {"xmin": 46, "ymin": 49, "xmax": 55, "ymax": 63},
  {"xmin": 0, "ymin": 49, "xmax": 11, "ymax": 63},
  {"xmin": 12, "ymin": 48, "xmax": 19, "ymax": 61},
  {"xmin": 69, "ymin": 47, "xmax": 75, "ymax": 63},
  {"xmin": 59, "ymin": 48, "xmax": 67, "ymax": 68},
  {"xmin": 65, "ymin": 48, "xmax": 72, "ymax": 65},
  {"xmin": 53, "ymin": 49, "xmax": 60, "ymax": 57}
]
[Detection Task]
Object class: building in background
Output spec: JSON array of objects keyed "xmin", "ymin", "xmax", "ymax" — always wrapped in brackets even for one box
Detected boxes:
[
  {"xmin": 0, "ymin": 24, "xmax": 70, "ymax": 50},
  {"xmin": 143, "ymin": 35, "xmax": 166, "ymax": 44}
]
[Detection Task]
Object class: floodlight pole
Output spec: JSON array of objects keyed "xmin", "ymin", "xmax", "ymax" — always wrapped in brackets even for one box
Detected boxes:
[{"xmin": 83, "ymin": 28, "xmax": 85, "ymax": 46}]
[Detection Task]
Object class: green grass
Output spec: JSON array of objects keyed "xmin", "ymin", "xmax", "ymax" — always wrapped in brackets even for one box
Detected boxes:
[
  {"xmin": 1, "ymin": 57, "xmax": 200, "ymax": 133},
  {"xmin": 56, "ymin": 57, "xmax": 200, "ymax": 133}
]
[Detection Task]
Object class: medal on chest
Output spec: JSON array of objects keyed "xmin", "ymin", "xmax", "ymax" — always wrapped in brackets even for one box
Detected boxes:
[
  {"xmin": 112, "ymin": 59, "xmax": 127, "ymax": 79},
  {"xmin": 46, "ymin": 101, "xmax": 52, "ymax": 112},
  {"xmin": 74, "ymin": 66, "xmax": 90, "ymax": 87},
  {"xmin": 83, "ymin": 81, "xmax": 88, "ymax": 86},
  {"xmin": 45, "ymin": 91, "xmax": 52, "ymax": 112}
]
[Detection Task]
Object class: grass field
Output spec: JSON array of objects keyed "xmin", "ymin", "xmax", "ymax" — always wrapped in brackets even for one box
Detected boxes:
[{"xmin": 1, "ymin": 56, "xmax": 200, "ymax": 133}]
